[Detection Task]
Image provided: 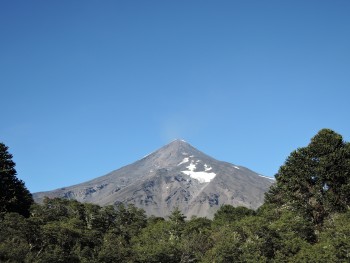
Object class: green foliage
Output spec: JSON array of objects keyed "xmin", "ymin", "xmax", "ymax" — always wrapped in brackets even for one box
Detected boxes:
[
  {"xmin": 113, "ymin": 203, "xmax": 147, "ymax": 244},
  {"xmin": 267, "ymin": 211, "xmax": 315, "ymax": 262},
  {"xmin": 265, "ymin": 129, "xmax": 350, "ymax": 226},
  {"xmin": 1, "ymin": 197, "xmax": 349, "ymax": 263},
  {"xmin": 97, "ymin": 232, "xmax": 130, "ymax": 263},
  {"xmin": 132, "ymin": 220, "xmax": 181, "ymax": 262},
  {"xmin": 204, "ymin": 215, "xmax": 273, "ymax": 262},
  {"xmin": 203, "ymin": 225, "xmax": 243, "ymax": 263},
  {"xmin": 181, "ymin": 217, "xmax": 213, "ymax": 262},
  {"xmin": 0, "ymin": 142, "xmax": 33, "ymax": 217},
  {"xmin": 298, "ymin": 210, "xmax": 350, "ymax": 262},
  {"xmin": 168, "ymin": 207, "xmax": 186, "ymax": 240},
  {"xmin": 1, "ymin": 129, "xmax": 350, "ymax": 262},
  {"xmin": 213, "ymin": 204, "xmax": 255, "ymax": 225},
  {"xmin": 184, "ymin": 216, "xmax": 211, "ymax": 235},
  {"xmin": 0, "ymin": 213, "xmax": 31, "ymax": 262}
]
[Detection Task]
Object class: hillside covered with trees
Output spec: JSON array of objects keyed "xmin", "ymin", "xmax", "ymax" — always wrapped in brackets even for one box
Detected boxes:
[{"xmin": 1, "ymin": 128, "xmax": 350, "ymax": 262}]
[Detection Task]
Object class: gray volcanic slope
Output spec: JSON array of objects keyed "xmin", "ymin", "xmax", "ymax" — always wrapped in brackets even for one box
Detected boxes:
[{"xmin": 33, "ymin": 140, "xmax": 274, "ymax": 218}]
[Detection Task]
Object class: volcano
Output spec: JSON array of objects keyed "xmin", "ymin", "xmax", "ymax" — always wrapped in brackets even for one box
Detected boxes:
[{"xmin": 33, "ymin": 140, "xmax": 274, "ymax": 218}]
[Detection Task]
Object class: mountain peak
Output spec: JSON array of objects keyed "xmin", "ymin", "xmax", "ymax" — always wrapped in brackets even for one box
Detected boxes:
[
  {"xmin": 159, "ymin": 139, "xmax": 201, "ymax": 156},
  {"xmin": 33, "ymin": 139, "xmax": 275, "ymax": 219},
  {"xmin": 169, "ymin": 139, "xmax": 188, "ymax": 145},
  {"xmin": 162, "ymin": 139, "xmax": 193, "ymax": 150}
]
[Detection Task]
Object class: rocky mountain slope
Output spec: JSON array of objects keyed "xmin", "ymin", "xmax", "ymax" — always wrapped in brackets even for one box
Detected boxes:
[{"xmin": 33, "ymin": 140, "xmax": 274, "ymax": 218}]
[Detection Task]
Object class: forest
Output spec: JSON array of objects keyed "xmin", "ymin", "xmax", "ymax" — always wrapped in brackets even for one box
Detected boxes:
[{"xmin": 1, "ymin": 128, "xmax": 350, "ymax": 262}]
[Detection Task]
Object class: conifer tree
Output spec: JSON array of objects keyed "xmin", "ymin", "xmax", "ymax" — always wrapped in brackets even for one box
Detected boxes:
[
  {"xmin": 0, "ymin": 142, "xmax": 33, "ymax": 217},
  {"xmin": 265, "ymin": 129, "xmax": 350, "ymax": 225}
]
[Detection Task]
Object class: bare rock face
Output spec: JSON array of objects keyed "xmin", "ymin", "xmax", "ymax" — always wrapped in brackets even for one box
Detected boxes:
[{"xmin": 33, "ymin": 140, "xmax": 274, "ymax": 219}]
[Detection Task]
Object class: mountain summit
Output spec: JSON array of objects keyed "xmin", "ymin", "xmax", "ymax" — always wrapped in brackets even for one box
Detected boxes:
[{"xmin": 33, "ymin": 140, "xmax": 274, "ymax": 218}]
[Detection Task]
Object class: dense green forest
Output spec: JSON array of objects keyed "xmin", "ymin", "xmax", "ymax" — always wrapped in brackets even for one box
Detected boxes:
[{"xmin": 1, "ymin": 129, "xmax": 350, "ymax": 262}]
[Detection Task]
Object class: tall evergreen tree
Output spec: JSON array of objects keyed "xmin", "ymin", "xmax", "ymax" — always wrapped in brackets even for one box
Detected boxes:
[
  {"xmin": 265, "ymin": 129, "xmax": 350, "ymax": 225},
  {"xmin": 0, "ymin": 142, "xmax": 33, "ymax": 217}
]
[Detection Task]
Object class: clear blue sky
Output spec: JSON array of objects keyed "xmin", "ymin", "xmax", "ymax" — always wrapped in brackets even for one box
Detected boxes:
[{"xmin": 1, "ymin": 1, "xmax": 349, "ymax": 193}]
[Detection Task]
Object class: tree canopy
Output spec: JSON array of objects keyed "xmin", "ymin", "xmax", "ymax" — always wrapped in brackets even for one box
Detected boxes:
[
  {"xmin": 1, "ymin": 129, "xmax": 350, "ymax": 262},
  {"xmin": 265, "ymin": 129, "xmax": 350, "ymax": 226},
  {"xmin": 0, "ymin": 142, "xmax": 33, "ymax": 217}
]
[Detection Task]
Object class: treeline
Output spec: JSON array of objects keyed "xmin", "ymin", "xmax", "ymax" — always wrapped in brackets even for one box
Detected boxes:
[
  {"xmin": 1, "ymin": 128, "xmax": 350, "ymax": 262},
  {"xmin": 2, "ymin": 197, "xmax": 350, "ymax": 262}
]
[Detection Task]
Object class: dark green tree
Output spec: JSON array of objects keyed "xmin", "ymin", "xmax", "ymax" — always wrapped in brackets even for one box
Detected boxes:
[
  {"xmin": 97, "ymin": 231, "xmax": 129, "ymax": 263},
  {"xmin": 0, "ymin": 212, "xmax": 31, "ymax": 262},
  {"xmin": 29, "ymin": 198, "xmax": 105, "ymax": 263},
  {"xmin": 265, "ymin": 129, "xmax": 350, "ymax": 226},
  {"xmin": 132, "ymin": 220, "xmax": 181, "ymax": 263},
  {"xmin": 181, "ymin": 217, "xmax": 213, "ymax": 262},
  {"xmin": 202, "ymin": 224, "xmax": 244, "ymax": 262},
  {"xmin": 0, "ymin": 142, "xmax": 33, "ymax": 217},
  {"xmin": 213, "ymin": 204, "xmax": 255, "ymax": 226},
  {"xmin": 168, "ymin": 207, "xmax": 186, "ymax": 241},
  {"xmin": 292, "ymin": 210, "xmax": 350, "ymax": 262},
  {"xmin": 108, "ymin": 203, "xmax": 147, "ymax": 246}
]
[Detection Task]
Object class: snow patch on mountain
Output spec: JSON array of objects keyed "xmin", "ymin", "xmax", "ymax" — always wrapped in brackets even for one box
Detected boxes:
[
  {"xmin": 204, "ymin": 164, "xmax": 212, "ymax": 171},
  {"xmin": 142, "ymin": 153, "xmax": 152, "ymax": 159},
  {"xmin": 182, "ymin": 161, "xmax": 216, "ymax": 183},
  {"xmin": 178, "ymin": 157, "xmax": 189, "ymax": 166},
  {"xmin": 258, "ymin": 174, "xmax": 275, "ymax": 180},
  {"xmin": 187, "ymin": 162, "xmax": 196, "ymax": 171}
]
